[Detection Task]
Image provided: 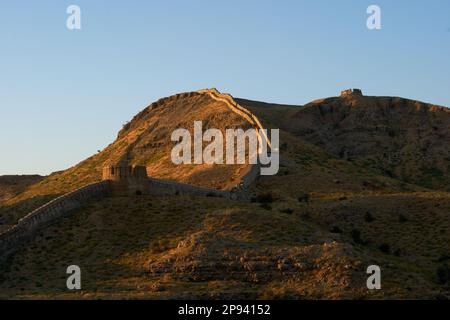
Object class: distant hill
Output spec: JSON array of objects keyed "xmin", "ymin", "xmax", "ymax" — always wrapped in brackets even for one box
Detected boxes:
[
  {"xmin": 238, "ymin": 94, "xmax": 450, "ymax": 190},
  {"xmin": 0, "ymin": 175, "xmax": 44, "ymax": 203}
]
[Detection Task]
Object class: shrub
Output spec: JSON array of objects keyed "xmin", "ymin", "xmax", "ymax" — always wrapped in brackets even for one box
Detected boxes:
[
  {"xmin": 350, "ymin": 229, "xmax": 365, "ymax": 245},
  {"xmin": 253, "ymin": 193, "xmax": 274, "ymax": 203},
  {"xmin": 438, "ymin": 254, "xmax": 450, "ymax": 263},
  {"xmin": 297, "ymin": 193, "xmax": 310, "ymax": 203},
  {"xmin": 330, "ymin": 226, "xmax": 343, "ymax": 233},
  {"xmin": 398, "ymin": 214, "xmax": 408, "ymax": 223},
  {"xmin": 379, "ymin": 243, "xmax": 391, "ymax": 254},
  {"xmin": 260, "ymin": 203, "xmax": 272, "ymax": 210},
  {"xmin": 436, "ymin": 264, "xmax": 450, "ymax": 284},
  {"xmin": 364, "ymin": 212, "xmax": 375, "ymax": 222},
  {"xmin": 206, "ymin": 192, "xmax": 218, "ymax": 197},
  {"xmin": 279, "ymin": 208, "xmax": 294, "ymax": 214}
]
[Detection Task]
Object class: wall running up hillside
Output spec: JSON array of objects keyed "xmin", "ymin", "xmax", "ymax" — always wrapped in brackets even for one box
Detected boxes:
[
  {"xmin": 197, "ymin": 88, "xmax": 272, "ymax": 149},
  {"xmin": 0, "ymin": 89, "xmax": 266, "ymax": 264},
  {"xmin": 0, "ymin": 181, "xmax": 111, "ymax": 264}
]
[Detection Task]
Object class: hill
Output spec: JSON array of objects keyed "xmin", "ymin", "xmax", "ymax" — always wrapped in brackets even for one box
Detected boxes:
[
  {"xmin": 238, "ymin": 94, "xmax": 450, "ymax": 190},
  {"xmin": 1, "ymin": 89, "xmax": 449, "ymax": 299},
  {"xmin": 0, "ymin": 90, "xmax": 253, "ymax": 224}
]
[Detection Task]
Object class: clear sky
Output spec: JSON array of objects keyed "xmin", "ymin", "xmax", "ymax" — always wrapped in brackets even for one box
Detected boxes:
[{"xmin": 1, "ymin": 0, "xmax": 449, "ymax": 175}]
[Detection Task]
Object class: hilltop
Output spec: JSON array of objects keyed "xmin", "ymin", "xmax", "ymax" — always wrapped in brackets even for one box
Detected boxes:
[{"xmin": 0, "ymin": 89, "xmax": 449, "ymax": 299}]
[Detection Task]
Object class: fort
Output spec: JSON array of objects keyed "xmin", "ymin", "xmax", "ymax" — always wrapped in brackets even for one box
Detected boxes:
[
  {"xmin": 102, "ymin": 161, "xmax": 149, "ymax": 196},
  {"xmin": 340, "ymin": 88, "xmax": 363, "ymax": 96},
  {"xmin": 101, "ymin": 160, "xmax": 239, "ymax": 198}
]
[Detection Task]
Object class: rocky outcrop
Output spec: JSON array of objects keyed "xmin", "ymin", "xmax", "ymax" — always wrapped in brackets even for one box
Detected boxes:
[{"xmin": 149, "ymin": 230, "xmax": 362, "ymax": 288}]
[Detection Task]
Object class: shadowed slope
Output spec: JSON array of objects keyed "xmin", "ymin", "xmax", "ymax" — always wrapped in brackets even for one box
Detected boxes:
[{"xmin": 238, "ymin": 95, "xmax": 450, "ymax": 190}]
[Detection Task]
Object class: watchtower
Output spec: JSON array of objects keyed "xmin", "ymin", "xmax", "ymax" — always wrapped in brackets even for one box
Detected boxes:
[
  {"xmin": 340, "ymin": 88, "xmax": 363, "ymax": 97},
  {"xmin": 102, "ymin": 160, "xmax": 148, "ymax": 196}
]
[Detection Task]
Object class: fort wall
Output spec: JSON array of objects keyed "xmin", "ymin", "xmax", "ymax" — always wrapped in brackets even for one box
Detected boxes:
[{"xmin": 0, "ymin": 181, "xmax": 111, "ymax": 263}]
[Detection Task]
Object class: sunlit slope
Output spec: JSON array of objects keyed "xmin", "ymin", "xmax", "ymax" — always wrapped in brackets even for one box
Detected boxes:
[
  {"xmin": 0, "ymin": 175, "xmax": 44, "ymax": 204},
  {"xmin": 5, "ymin": 92, "xmax": 251, "ymax": 205}
]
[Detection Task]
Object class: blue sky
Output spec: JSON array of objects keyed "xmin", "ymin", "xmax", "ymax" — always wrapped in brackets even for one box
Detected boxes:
[{"xmin": 1, "ymin": 0, "xmax": 449, "ymax": 175}]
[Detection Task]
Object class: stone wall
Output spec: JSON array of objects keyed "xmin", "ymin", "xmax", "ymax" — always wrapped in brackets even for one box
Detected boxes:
[
  {"xmin": 0, "ymin": 181, "xmax": 111, "ymax": 264},
  {"xmin": 196, "ymin": 88, "xmax": 269, "ymax": 191},
  {"xmin": 197, "ymin": 88, "xmax": 272, "ymax": 149},
  {"xmin": 239, "ymin": 164, "xmax": 261, "ymax": 189}
]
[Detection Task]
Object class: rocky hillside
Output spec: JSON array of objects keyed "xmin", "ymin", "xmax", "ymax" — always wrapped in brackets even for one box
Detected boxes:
[
  {"xmin": 2, "ymin": 193, "xmax": 448, "ymax": 299},
  {"xmin": 1, "ymin": 89, "xmax": 449, "ymax": 299},
  {"xmin": 239, "ymin": 94, "xmax": 450, "ymax": 190}
]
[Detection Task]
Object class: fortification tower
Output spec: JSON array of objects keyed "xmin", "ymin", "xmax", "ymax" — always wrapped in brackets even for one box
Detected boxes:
[
  {"xmin": 340, "ymin": 88, "xmax": 363, "ymax": 97},
  {"xmin": 102, "ymin": 160, "xmax": 148, "ymax": 196}
]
